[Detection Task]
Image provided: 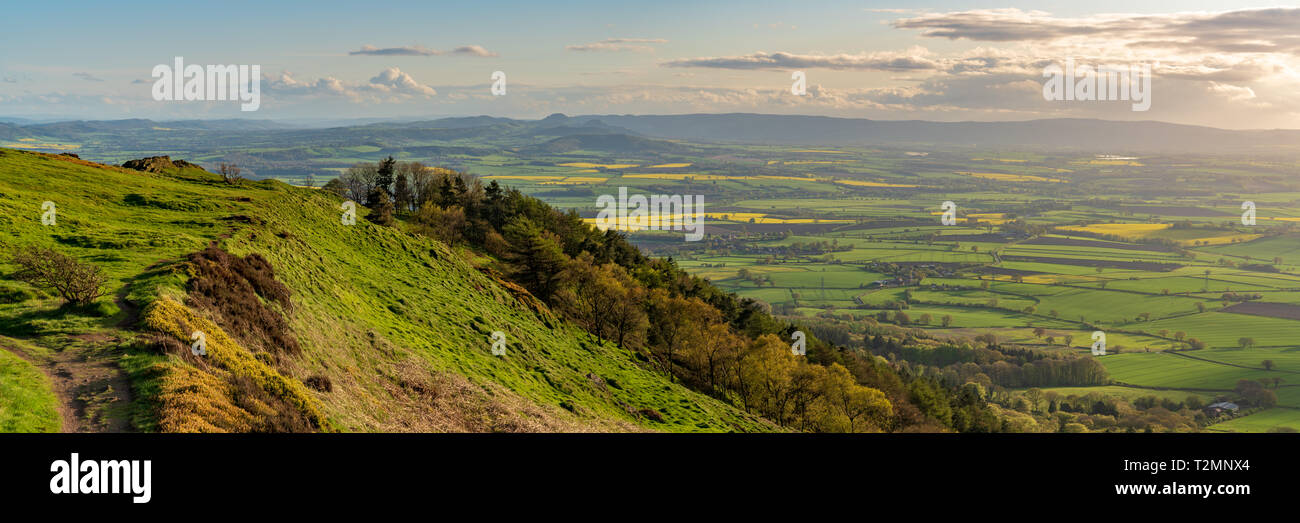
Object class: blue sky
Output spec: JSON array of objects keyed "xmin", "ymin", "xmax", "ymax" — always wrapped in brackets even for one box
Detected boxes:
[{"xmin": 2, "ymin": 1, "xmax": 1297, "ymax": 128}]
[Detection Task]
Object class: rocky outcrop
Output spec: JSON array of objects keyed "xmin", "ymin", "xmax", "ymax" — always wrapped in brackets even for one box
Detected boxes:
[{"xmin": 121, "ymin": 155, "xmax": 199, "ymax": 173}]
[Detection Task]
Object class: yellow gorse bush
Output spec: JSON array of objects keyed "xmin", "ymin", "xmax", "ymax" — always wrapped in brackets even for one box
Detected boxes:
[{"xmin": 142, "ymin": 297, "xmax": 330, "ymax": 431}]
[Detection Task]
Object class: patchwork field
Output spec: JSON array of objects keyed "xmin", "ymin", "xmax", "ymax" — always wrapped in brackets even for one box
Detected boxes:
[{"xmin": 489, "ymin": 146, "xmax": 1300, "ymax": 432}]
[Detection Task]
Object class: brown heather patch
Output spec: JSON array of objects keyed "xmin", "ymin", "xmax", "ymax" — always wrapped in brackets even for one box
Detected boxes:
[{"xmin": 186, "ymin": 245, "xmax": 301, "ymax": 358}]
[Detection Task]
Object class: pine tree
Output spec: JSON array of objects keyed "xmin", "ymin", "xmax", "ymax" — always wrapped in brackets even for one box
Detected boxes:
[
  {"xmin": 375, "ymin": 155, "xmax": 396, "ymax": 197},
  {"xmin": 394, "ymin": 172, "xmax": 412, "ymax": 215},
  {"xmin": 366, "ymin": 187, "xmax": 395, "ymax": 226}
]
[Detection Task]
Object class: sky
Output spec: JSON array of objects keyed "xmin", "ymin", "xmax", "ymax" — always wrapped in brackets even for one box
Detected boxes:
[{"xmin": 1, "ymin": 0, "xmax": 1298, "ymax": 129}]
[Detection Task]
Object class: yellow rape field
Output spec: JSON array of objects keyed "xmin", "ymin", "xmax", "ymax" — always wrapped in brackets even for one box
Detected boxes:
[
  {"xmin": 932, "ymin": 212, "xmax": 1005, "ymax": 219},
  {"xmin": 622, "ymin": 173, "xmax": 737, "ymax": 180},
  {"xmin": 541, "ymin": 177, "xmax": 608, "ymax": 185},
  {"xmin": 483, "ymin": 175, "xmax": 568, "ymax": 182},
  {"xmin": 758, "ymin": 175, "xmax": 823, "ymax": 182},
  {"xmin": 958, "ymin": 171, "xmax": 1066, "ymax": 183},
  {"xmin": 648, "ymin": 163, "xmax": 692, "ymax": 168},
  {"xmin": 557, "ymin": 162, "xmax": 639, "ymax": 169},
  {"xmin": 3, "ymin": 142, "xmax": 80, "ymax": 150},
  {"xmin": 835, "ymin": 179, "xmax": 918, "ymax": 188},
  {"xmin": 1058, "ymin": 223, "xmax": 1172, "ymax": 238},
  {"xmin": 709, "ymin": 212, "xmax": 852, "ymax": 224},
  {"xmin": 581, "ymin": 212, "xmax": 853, "ymax": 229},
  {"xmin": 1085, "ymin": 160, "xmax": 1144, "ymax": 166}
]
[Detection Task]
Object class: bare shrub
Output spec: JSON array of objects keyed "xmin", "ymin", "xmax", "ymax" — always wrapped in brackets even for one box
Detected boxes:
[
  {"xmin": 218, "ymin": 162, "xmax": 243, "ymax": 184},
  {"xmin": 10, "ymin": 245, "xmax": 106, "ymax": 305}
]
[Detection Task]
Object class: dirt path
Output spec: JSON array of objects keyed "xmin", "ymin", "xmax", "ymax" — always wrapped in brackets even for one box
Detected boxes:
[{"xmin": 3, "ymin": 335, "xmax": 133, "ymax": 433}]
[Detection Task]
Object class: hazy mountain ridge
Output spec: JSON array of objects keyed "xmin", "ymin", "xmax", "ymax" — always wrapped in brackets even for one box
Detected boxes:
[{"xmin": 9, "ymin": 114, "xmax": 1298, "ymax": 157}]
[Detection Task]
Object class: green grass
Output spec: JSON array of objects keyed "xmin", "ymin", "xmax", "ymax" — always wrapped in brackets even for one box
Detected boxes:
[
  {"xmin": 1102, "ymin": 351, "xmax": 1285, "ymax": 392},
  {"xmin": 0, "ymin": 148, "xmax": 772, "ymax": 433},
  {"xmin": 0, "ymin": 346, "xmax": 60, "ymax": 432},
  {"xmin": 1138, "ymin": 313, "xmax": 1300, "ymax": 348},
  {"xmin": 1207, "ymin": 408, "xmax": 1300, "ymax": 432},
  {"xmin": 1037, "ymin": 385, "xmax": 1214, "ymax": 404}
]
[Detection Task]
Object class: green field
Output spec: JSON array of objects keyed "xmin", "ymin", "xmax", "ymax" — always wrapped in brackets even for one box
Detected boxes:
[{"xmin": 0, "ymin": 344, "xmax": 60, "ymax": 432}]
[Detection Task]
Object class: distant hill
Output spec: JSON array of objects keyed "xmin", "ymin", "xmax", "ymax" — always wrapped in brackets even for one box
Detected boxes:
[
  {"xmin": 12, "ymin": 114, "xmax": 1299, "ymax": 154},
  {"xmin": 23, "ymin": 118, "xmax": 292, "ymax": 136},
  {"xmin": 574, "ymin": 113, "xmax": 1300, "ymax": 152}
]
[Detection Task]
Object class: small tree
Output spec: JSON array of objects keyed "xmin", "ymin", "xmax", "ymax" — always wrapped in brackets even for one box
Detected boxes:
[
  {"xmin": 11, "ymin": 245, "xmax": 106, "ymax": 305},
  {"xmin": 366, "ymin": 188, "xmax": 395, "ymax": 226},
  {"xmin": 375, "ymin": 155, "xmax": 397, "ymax": 196},
  {"xmin": 1262, "ymin": 360, "xmax": 1275, "ymax": 371},
  {"xmin": 218, "ymin": 162, "xmax": 242, "ymax": 184}
]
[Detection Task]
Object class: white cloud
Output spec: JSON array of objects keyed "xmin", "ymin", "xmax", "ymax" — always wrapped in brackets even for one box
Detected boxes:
[
  {"xmin": 350, "ymin": 44, "xmax": 499, "ymax": 57},
  {"xmin": 567, "ymin": 38, "xmax": 668, "ymax": 52}
]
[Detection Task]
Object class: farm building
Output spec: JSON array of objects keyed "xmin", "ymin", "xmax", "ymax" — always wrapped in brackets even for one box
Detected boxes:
[{"xmin": 1204, "ymin": 402, "xmax": 1240, "ymax": 417}]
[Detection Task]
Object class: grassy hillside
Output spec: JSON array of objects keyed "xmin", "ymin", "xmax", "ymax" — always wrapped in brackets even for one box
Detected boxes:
[
  {"xmin": 0, "ymin": 336, "xmax": 59, "ymax": 432},
  {"xmin": 0, "ymin": 148, "xmax": 774, "ymax": 432}
]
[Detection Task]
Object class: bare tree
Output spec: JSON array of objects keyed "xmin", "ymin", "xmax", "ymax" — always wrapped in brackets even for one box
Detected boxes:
[
  {"xmin": 218, "ymin": 162, "xmax": 242, "ymax": 184},
  {"xmin": 11, "ymin": 245, "xmax": 106, "ymax": 305},
  {"xmin": 340, "ymin": 162, "xmax": 379, "ymax": 204}
]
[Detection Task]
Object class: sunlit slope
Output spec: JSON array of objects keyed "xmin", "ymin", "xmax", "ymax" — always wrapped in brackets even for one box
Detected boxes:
[{"xmin": 0, "ymin": 149, "xmax": 773, "ymax": 432}]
